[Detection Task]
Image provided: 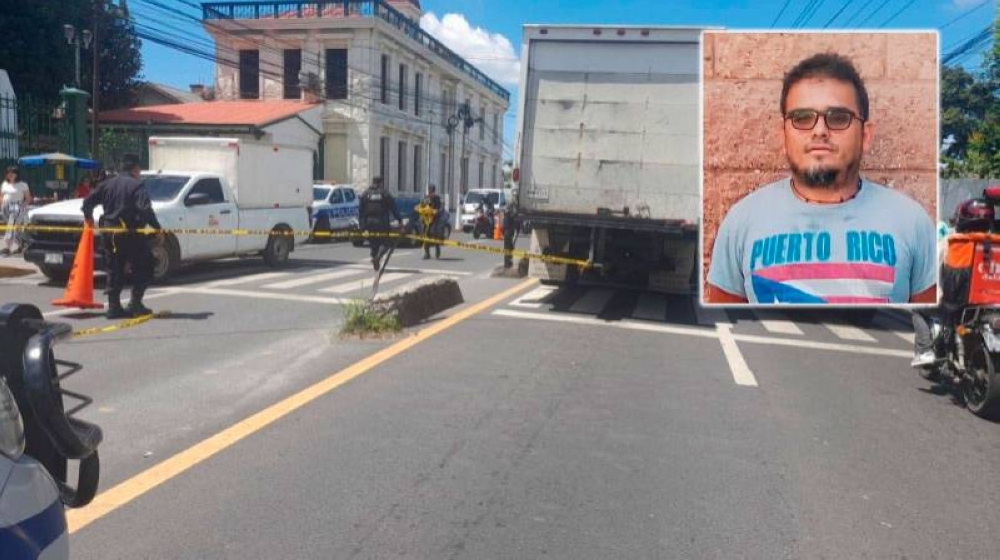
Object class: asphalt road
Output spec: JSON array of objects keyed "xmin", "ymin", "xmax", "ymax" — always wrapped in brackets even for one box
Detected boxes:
[{"xmin": 2, "ymin": 235, "xmax": 998, "ymax": 559}]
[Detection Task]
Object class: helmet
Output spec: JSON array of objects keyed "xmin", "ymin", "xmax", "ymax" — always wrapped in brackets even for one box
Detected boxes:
[{"xmin": 953, "ymin": 198, "xmax": 995, "ymax": 233}]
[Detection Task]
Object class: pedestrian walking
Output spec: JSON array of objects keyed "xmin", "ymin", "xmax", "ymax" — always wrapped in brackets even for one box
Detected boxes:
[
  {"xmin": 420, "ymin": 184, "xmax": 443, "ymax": 260},
  {"xmin": 82, "ymin": 154, "xmax": 164, "ymax": 318},
  {"xmin": 1, "ymin": 165, "xmax": 33, "ymax": 255}
]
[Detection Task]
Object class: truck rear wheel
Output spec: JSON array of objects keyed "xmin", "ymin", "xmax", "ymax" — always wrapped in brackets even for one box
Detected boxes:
[{"xmin": 264, "ymin": 229, "xmax": 293, "ymax": 267}]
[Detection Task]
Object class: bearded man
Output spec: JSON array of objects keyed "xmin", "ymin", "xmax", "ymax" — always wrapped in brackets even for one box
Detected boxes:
[{"xmin": 706, "ymin": 53, "xmax": 936, "ymax": 305}]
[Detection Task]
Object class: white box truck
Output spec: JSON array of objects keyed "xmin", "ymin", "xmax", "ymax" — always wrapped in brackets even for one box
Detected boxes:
[
  {"xmin": 513, "ymin": 25, "xmax": 703, "ymax": 293},
  {"xmin": 24, "ymin": 136, "xmax": 312, "ymax": 282}
]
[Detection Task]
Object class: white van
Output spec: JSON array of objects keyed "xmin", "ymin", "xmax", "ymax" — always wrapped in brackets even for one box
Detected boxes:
[{"xmin": 460, "ymin": 189, "xmax": 509, "ymax": 232}]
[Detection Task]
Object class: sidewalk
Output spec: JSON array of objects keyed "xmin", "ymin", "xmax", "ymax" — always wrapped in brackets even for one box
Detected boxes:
[{"xmin": 0, "ymin": 254, "xmax": 37, "ymax": 279}]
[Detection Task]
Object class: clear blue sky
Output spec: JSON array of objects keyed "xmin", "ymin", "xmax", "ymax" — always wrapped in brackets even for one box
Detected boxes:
[{"xmin": 135, "ymin": 0, "xmax": 994, "ymax": 153}]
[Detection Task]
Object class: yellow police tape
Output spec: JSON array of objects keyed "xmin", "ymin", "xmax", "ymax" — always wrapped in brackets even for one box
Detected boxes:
[
  {"xmin": 71, "ymin": 311, "xmax": 172, "ymax": 338},
  {"xmin": 1, "ymin": 224, "xmax": 595, "ymax": 269}
]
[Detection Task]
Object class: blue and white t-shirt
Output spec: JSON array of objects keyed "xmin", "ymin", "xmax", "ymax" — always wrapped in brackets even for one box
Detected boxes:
[{"xmin": 707, "ymin": 178, "xmax": 936, "ymax": 304}]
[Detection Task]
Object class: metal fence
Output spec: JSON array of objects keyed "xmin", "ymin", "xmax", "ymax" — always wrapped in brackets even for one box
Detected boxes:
[{"xmin": 0, "ymin": 93, "xmax": 67, "ymax": 199}]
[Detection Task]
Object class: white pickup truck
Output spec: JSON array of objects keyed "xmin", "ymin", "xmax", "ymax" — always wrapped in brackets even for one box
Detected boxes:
[{"xmin": 23, "ymin": 136, "xmax": 312, "ymax": 282}]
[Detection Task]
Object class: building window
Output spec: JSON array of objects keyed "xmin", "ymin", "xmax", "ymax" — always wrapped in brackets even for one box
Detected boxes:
[
  {"xmin": 283, "ymin": 49, "xmax": 301, "ymax": 99},
  {"xmin": 379, "ymin": 136, "xmax": 390, "ymax": 186},
  {"xmin": 478, "ymin": 161, "xmax": 484, "ymax": 188},
  {"xmin": 414, "ymin": 73, "xmax": 422, "ymax": 116},
  {"xmin": 380, "ymin": 54, "xmax": 389, "ymax": 104},
  {"xmin": 479, "ymin": 107, "xmax": 485, "ymax": 141},
  {"xmin": 413, "ymin": 145, "xmax": 423, "ymax": 191},
  {"xmin": 398, "ymin": 64, "xmax": 407, "ymax": 111},
  {"xmin": 493, "ymin": 113, "xmax": 499, "ymax": 144},
  {"xmin": 460, "ymin": 157, "xmax": 468, "ymax": 194},
  {"xmin": 397, "ymin": 141, "xmax": 407, "ymax": 191},
  {"xmin": 442, "ymin": 88, "xmax": 454, "ymax": 124},
  {"xmin": 239, "ymin": 50, "xmax": 259, "ymax": 99},
  {"xmin": 325, "ymin": 49, "xmax": 348, "ymax": 100}
]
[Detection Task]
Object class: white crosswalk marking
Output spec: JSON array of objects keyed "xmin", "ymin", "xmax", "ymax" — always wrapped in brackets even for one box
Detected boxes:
[
  {"xmin": 568, "ymin": 288, "xmax": 615, "ymax": 314},
  {"xmin": 319, "ymin": 272, "xmax": 413, "ymax": 294},
  {"xmin": 203, "ymin": 271, "xmax": 293, "ymax": 287},
  {"xmin": 510, "ymin": 286, "xmax": 558, "ymax": 309},
  {"xmin": 633, "ymin": 293, "xmax": 668, "ymax": 321},
  {"xmin": 822, "ymin": 321, "xmax": 878, "ymax": 342},
  {"xmin": 872, "ymin": 313, "xmax": 916, "ymax": 343},
  {"xmin": 751, "ymin": 310, "xmax": 804, "ymax": 335},
  {"xmin": 695, "ymin": 304, "xmax": 729, "ymax": 327},
  {"xmin": 262, "ymin": 269, "xmax": 362, "ymax": 289}
]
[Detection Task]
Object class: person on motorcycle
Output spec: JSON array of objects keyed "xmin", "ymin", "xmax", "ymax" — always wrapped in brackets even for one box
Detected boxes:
[
  {"xmin": 418, "ymin": 185, "xmax": 443, "ymax": 260},
  {"xmin": 911, "ymin": 197, "xmax": 994, "ymax": 367}
]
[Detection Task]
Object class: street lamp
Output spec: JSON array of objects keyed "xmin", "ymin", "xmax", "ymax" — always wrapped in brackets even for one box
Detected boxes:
[{"xmin": 62, "ymin": 24, "xmax": 92, "ymax": 88}]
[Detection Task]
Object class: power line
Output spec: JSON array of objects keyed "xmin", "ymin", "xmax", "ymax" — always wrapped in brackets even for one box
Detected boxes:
[
  {"xmin": 770, "ymin": 0, "xmax": 792, "ymax": 28},
  {"xmin": 789, "ymin": 0, "xmax": 821, "ymax": 28},
  {"xmin": 877, "ymin": 0, "xmax": 918, "ymax": 28},
  {"xmin": 940, "ymin": 0, "xmax": 992, "ymax": 31},
  {"xmin": 855, "ymin": 0, "xmax": 891, "ymax": 27},
  {"xmin": 822, "ymin": 0, "xmax": 856, "ymax": 29},
  {"xmin": 798, "ymin": 0, "xmax": 827, "ymax": 28}
]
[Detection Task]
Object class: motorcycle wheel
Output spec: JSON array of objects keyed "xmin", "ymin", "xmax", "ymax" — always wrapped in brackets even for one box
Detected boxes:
[
  {"xmin": 473, "ymin": 226, "xmax": 482, "ymax": 240},
  {"xmin": 964, "ymin": 345, "xmax": 1000, "ymax": 419}
]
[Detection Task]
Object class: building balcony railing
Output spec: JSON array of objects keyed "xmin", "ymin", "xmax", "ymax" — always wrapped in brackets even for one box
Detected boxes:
[{"xmin": 201, "ymin": 1, "xmax": 511, "ymax": 102}]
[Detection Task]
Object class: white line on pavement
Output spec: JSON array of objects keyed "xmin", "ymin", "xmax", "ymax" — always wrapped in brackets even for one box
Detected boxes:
[
  {"xmin": 752, "ymin": 310, "xmax": 804, "ymax": 335},
  {"xmin": 181, "ymin": 287, "xmax": 347, "ymax": 305},
  {"xmin": 872, "ymin": 314, "xmax": 916, "ymax": 343},
  {"xmin": 823, "ymin": 321, "xmax": 878, "ymax": 342},
  {"xmin": 491, "ymin": 309, "xmax": 913, "ymax": 358},
  {"xmin": 716, "ymin": 323, "xmax": 758, "ymax": 387},
  {"xmin": 694, "ymin": 305, "xmax": 729, "ymax": 327},
  {"xmin": 568, "ymin": 288, "xmax": 615, "ymax": 314},
  {"xmin": 510, "ymin": 286, "xmax": 558, "ymax": 309},
  {"xmin": 203, "ymin": 271, "xmax": 294, "ymax": 287},
  {"xmin": 319, "ymin": 272, "xmax": 412, "ymax": 294},
  {"xmin": 262, "ymin": 269, "xmax": 363, "ymax": 289},
  {"xmin": 344, "ymin": 265, "xmax": 471, "ymax": 276},
  {"xmin": 633, "ymin": 293, "xmax": 669, "ymax": 321}
]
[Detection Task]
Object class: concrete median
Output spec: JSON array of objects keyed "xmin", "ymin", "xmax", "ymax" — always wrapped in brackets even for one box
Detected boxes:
[{"xmin": 371, "ymin": 275, "xmax": 464, "ymax": 327}]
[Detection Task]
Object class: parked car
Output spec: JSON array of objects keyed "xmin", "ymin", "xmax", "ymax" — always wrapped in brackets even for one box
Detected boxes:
[
  {"xmin": 460, "ymin": 189, "xmax": 509, "ymax": 232},
  {"xmin": 309, "ymin": 184, "xmax": 360, "ymax": 240}
]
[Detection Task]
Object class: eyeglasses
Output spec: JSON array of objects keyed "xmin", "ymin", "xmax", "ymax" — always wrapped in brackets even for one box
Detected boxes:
[{"xmin": 784, "ymin": 108, "xmax": 864, "ymax": 131}]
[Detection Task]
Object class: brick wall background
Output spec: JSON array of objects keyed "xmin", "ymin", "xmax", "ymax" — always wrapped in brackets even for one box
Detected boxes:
[{"xmin": 701, "ymin": 31, "xmax": 938, "ymax": 294}]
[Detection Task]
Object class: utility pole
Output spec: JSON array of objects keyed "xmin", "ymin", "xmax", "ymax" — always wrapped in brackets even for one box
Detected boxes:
[
  {"xmin": 449, "ymin": 102, "xmax": 481, "ymax": 229},
  {"xmin": 90, "ymin": 0, "xmax": 100, "ymax": 158},
  {"xmin": 445, "ymin": 114, "xmax": 459, "ymax": 228}
]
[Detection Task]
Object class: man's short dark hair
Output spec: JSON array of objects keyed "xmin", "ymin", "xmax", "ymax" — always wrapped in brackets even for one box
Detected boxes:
[
  {"xmin": 372, "ymin": 176, "xmax": 383, "ymax": 188},
  {"xmin": 780, "ymin": 53, "xmax": 869, "ymax": 121},
  {"xmin": 428, "ymin": 185, "xmax": 436, "ymax": 193},
  {"xmin": 121, "ymin": 154, "xmax": 141, "ymax": 172}
]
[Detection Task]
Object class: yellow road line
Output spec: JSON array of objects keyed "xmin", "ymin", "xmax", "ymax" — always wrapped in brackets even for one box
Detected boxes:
[{"xmin": 66, "ymin": 278, "xmax": 538, "ymax": 534}]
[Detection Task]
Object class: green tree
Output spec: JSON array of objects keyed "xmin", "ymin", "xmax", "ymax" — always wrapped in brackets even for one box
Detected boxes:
[
  {"xmin": 962, "ymin": 23, "xmax": 1000, "ymax": 178},
  {"xmin": 0, "ymin": 0, "xmax": 142, "ymax": 108}
]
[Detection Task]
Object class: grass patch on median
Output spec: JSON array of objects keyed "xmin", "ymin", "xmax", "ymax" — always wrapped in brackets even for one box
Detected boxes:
[{"xmin": 339, "ymin": 299, "xmax": 401, "ymax": 338}]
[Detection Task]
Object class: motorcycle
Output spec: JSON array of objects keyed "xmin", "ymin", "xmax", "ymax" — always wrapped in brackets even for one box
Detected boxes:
[
  {"xmin": 920, "ymin": 308, "xmax": 1000, "ymax": 419},
  {"xmin": 472, "ymin": 207, "xmax": 494, "ymax": 240}
]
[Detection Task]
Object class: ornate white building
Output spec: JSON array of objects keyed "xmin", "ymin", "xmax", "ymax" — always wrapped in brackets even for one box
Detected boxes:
[{"xmin": 202, "ymin": 0, "xmax": 509, "ymax": 207}]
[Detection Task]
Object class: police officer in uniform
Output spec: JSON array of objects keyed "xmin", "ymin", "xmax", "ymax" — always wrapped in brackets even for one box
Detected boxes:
[
  {"xmin": 358, "ymin": 177, "xmax": 401, "ymax": 270},
  {"xmin": 421, "ymin": 185, "xmax": 443, "ymax": 260},
  {"xmin": 83, "ymin": 154, "xmax": 164, "ymax": 319}
]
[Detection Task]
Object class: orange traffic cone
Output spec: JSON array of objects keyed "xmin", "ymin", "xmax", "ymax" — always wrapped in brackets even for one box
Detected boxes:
[
  {"xmin": 493, "ymin": 212, "xmax": 503, "ymax": 240},
  {"xmin": 52, "ymin": 222, "xmax": 104, "ymax": 309}
]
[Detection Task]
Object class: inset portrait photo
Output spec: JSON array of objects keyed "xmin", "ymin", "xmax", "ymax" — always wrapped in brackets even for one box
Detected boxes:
[{"xmin": 701, "ymin": 31, "xmax": 938, "ymax": 307}]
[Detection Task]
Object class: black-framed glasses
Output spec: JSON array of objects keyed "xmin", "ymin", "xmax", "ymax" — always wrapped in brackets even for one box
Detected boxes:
[{"xmin": 784, "ymin": 108, "xmax": 864, "ymax": 131}]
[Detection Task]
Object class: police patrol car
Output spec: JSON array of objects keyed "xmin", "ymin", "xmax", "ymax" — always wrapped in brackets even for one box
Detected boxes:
[
  {"xmin": 1, "ymin": 376, "xmax": 68, "ymax": 559},
  {"xmin": 310, "ymin": 183, "xmax": 360, "ymax": 237}
]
